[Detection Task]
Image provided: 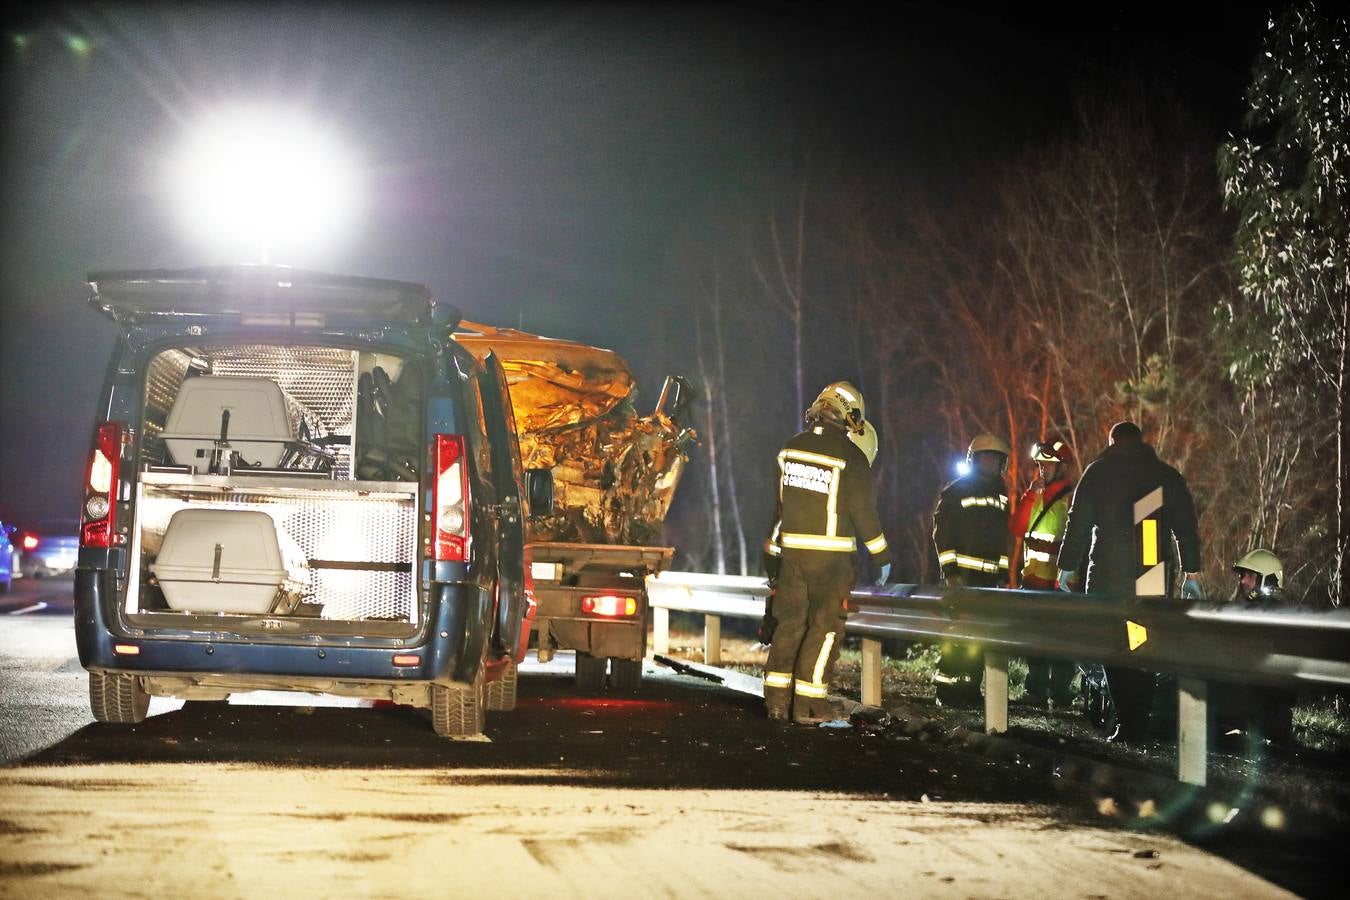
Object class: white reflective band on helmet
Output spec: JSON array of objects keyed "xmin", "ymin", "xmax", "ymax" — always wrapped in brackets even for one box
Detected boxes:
[
  {"xmin": 794, "ymin": 681, "xmax": 828, "ymax": 698},
  {"xmin": 780, "ymin": 448, "xmax": 847, "ymax": 470},
  {"xmin": 960, "ymin": 495, "xmax": 1009, "ymax": 509},
  {"xmin": 780, "ymin": 533, "xmax": 856, "ymax": 552},
  {"xmin": 864, "ymin": 534, "xmax": 888, "ymax": 554},
  {"xmin": 764, "ymin": 671, "xmax": 793, "ymax": 689}
]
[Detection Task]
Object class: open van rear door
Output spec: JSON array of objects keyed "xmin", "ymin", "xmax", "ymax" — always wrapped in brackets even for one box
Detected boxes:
[{"xmin": 477, "ymin": 352, "xmax": 529, "ymax": 659}]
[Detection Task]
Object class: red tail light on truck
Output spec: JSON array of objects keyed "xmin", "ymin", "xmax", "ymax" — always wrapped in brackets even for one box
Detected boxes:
[
  {"xmin": 581, "ymin": 594, "xmax": 638, "ymax": 617},
  {"xmin": 81, "ymin": 422, "xmax": 123, "ymax": 548},
  {"xmin": 433, "ymin": 434, "xmax": 471, "ymax": 562}
]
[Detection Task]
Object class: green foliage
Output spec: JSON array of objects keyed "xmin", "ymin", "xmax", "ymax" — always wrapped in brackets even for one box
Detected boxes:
[
  {"xmin": 1219, "ymin": 4, "xmax": 1349, "ymax": 393},
  {"xmin": 1115, "ymin": 354, "xmax": 1180, "ymax": 410}
]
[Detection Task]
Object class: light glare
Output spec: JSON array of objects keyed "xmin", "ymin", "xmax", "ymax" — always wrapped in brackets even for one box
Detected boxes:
[{"xmin": 169, "ymin": 106, "xmax": 361, "ymax": 264}]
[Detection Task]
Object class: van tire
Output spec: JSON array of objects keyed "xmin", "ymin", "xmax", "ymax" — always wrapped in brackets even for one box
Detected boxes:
[
  {"xmin": 89, "ymin": 672, "xmax": 150, "ymax": 724},
  {"xmin": 486, "ymin": 658, "xmax": 518, "ymax": 711},
  {"xmin": 610, "ymin": 657, "xmax": 642, "ymax": 692},
  {"xmin": 575, "ymin": 652, "xmax": 606, "ymax": 692},
  {"xmin": 432, "ymin": 665, "xmax": 486, "ymax": 737}
]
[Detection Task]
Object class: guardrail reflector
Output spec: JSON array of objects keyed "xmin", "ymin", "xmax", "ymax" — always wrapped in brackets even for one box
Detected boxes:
[{"xmin": 1126, "ymin": 620, "xmax": 1148, "ymax": 651}]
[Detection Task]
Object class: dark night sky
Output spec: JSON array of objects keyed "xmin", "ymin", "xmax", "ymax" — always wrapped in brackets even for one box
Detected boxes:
[{"xmin": 0, "ymin": 1, "xmax": 1272, "ymax": 526}]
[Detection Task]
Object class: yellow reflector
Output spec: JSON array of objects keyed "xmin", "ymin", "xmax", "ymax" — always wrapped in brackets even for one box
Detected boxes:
[
  {"xmin": 1141, "ymin": 519, "xmax": 1158, "ymax": 567},
  {"xmin": 1126, "ymin": 620, "xmax": 1148, "ymax": 651},
  {"xmin": 113, "ymin": 644, "xmax": 140, "ymax": 656}
]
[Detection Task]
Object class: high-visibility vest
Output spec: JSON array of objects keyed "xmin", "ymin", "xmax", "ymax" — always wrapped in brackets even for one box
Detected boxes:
[{"xmin": 1020, "ymin": 480, "xmax": 1074, "ymax": 585}]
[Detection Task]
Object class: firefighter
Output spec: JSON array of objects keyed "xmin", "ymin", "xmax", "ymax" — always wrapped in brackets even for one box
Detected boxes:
[
  {"xmin": 763, "ymin": 382, "xmax": 891, "ymax": 724},
  {"xmin": 931, "ymin": 433, "xmax": 1011, "ymax": 706},
  {"xmin": 1056, "ymin": 421, "xmax": 1202, "ymax": 743},
  {"xmin": 1011, "ymin": 437, "xmax": 1077, "ymax": 710},
  {"xmin": 1229, "ymin": 548, "xmax": 1284, "ymax": 605},
  {"xmin": 1213, "ymin": 549, "xmax": 1296, "ymax": 743}
]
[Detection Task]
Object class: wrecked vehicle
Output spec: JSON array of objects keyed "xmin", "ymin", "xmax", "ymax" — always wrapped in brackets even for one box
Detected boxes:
[
  {"xmin": 74, "ymin": 266, "xmax": 549, "ymax": 738},
  {"xmin": 454, "ymin": 321, "xmax": 694, "ymax": 690}
]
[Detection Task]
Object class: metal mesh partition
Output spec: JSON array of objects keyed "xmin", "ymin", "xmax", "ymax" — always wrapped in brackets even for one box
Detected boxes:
[
  {"xmin": 141, "ymin": 345, "xmax": 359, "ymax": 477},
  {"xmin": 137, "ymin": 477, "xmax": 418, "ymax": 623}
]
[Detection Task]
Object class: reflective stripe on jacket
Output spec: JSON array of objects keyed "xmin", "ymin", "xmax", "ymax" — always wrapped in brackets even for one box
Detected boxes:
[
  {"xmin": 763, "ymin": 425, "xmax": 891, "ymax": 567},
  {"xmin": 933, "ymin": 473, "xmax": 1010, "ymax": 581}
]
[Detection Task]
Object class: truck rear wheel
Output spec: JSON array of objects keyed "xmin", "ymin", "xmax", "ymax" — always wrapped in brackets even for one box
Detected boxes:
[
  {"xmin": 89, "ymin": 672, "xmax": 150, "ymax": 724},
  {"xmin": 486, "ymin": 658, "xmax": 518, "ymax": 711},
  {"xmin": 431, "ymin": 664, "xmax": 486, "ymax": 738},
  {"xmin": 610, "ymin": 657, "xmax": 643, "ymax": 693},
  {"xmin": 575, "ymin": 652, "xmax": 606, "ymax": 692}
]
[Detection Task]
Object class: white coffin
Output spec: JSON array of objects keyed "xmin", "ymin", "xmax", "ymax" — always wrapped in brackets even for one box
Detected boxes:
[
  {"xmin": 150, "ymin": 509, "xmax": 309, "ymax": 614},
  {"xmin": 161, "ymin": 376, "xmax": 308, "ymax": 471}
]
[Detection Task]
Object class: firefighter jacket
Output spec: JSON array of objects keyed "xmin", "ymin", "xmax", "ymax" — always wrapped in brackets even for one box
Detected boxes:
[
  {"xmin": 763, "ymin": 424, "xmax": 891, "ymax": 571},
  {"xmin": 933, "ymin": 473, "xmax": 1010, "ymax": 582},
  {"xmin": 1011, "ymin": 477, "xmax": 1075, "ymax": 588},
  {"xmin": 1057, "ymin": 440, "xmax": 1200, "ymax": 595}
]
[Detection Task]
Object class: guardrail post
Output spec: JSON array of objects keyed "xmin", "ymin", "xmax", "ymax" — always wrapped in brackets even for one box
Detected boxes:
[
  {"xmin": 984, "ymin": 652, "xmax": 1008, "ymax": 735},
  {"xmin": 861, "ymin": 638, "xmax": 883, "ymax": 707},
  {"xmin": 704, "ymin": 615, "xmax": 721, "ymax": 665},
  {"xmin": 1177, "ymin": 677, "xmax": 1208, "ymax": 786},
  {"xmin": 652, "ymin": 607, "xmax": 669, "ymax": 656}
]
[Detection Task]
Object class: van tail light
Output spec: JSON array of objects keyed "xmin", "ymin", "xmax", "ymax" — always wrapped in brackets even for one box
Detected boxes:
[
  {"xmin": 580, "ymin": 594, "xmax": 638, "ymax": 617},
  {"xmin": 21, "ymin": 535, "xmax": 40, "ymax": 551},
  {"xmin": 81, "ymin": 422, "xmax": 123, "ymax": 549},
  {"xmin": 432, "ymin": 434, "xmax": 471, "ymax": 562}
]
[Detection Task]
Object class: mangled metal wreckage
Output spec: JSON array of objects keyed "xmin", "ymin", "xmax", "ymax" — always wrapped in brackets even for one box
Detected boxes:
[{"xmin": 455, "ymin": 321, "xmax": 694, "ymax": 690}]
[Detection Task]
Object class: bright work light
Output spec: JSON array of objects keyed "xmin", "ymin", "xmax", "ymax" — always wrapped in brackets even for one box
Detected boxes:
[{"xmin": 167, "ymin": 105, "xmax": 360, "ymax": 263}]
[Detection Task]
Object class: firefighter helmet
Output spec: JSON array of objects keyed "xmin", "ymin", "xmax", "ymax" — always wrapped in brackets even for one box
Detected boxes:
[
  {"xmin": 966, "ymin": 433, "xmax": 1011, "ymax": 461},
  {"xmin": 805, "ymin": 381, "xmax": 866, "ymax": 432},
  {"xmin": 1032, "ymin": 437, "xmax": 1073, "ymax": 463},
  {"xmin": 848, "ymin": 420, "xmax": 878, "ymax": 466},
  {"xmin": 1233, "ymin": 548, "xmax": 1283, "ymax": 591}
]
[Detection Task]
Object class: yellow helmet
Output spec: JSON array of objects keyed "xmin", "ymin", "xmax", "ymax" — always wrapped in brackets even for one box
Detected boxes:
[
  {"xmin": 967, "ymin": 433, "xmax": 1011, "ymax": 461},
  {"xmin": 805, "ymin": 381, "xmax": 866, "ymax": 432},
  {"xmin": 848, "ymin": 420, "xmax": 878, "ymax": 466},
  {"xmin": 1234, "ymin": 548, "xmax": 1283, "ymax": 590}
]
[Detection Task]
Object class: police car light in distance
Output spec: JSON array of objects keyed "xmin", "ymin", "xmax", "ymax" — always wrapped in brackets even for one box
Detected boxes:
[{"xmin": 167, "ymin": 105, "xmax": 361, "ymax": 263}]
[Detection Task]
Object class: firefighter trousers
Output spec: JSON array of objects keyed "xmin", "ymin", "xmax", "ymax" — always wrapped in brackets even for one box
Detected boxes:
[{"xmin": 763, "ymin": 551, "xmax": 854, "ymax": 720}]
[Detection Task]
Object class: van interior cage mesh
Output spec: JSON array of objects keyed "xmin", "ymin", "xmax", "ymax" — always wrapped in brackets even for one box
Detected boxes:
[
  {"xmin": 142, "ymin": 345, "xmax": 360, "ymax": 478},
  {"xmin": 136, "ymin": 482, "xmax": 419, "ymax": 623}
]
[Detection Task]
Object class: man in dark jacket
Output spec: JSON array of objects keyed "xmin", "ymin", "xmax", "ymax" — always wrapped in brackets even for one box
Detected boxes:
[
  {"xmin": 931, "ymin": 433, "xmax": 1011, "ymax": 706},
  {"xmin": 763, "ymin": 382, "xmax": 891, "ymax": 724},
  {"xmin": 1056, "ymin": 421, "xmax": 1202, "ymax": 742}
]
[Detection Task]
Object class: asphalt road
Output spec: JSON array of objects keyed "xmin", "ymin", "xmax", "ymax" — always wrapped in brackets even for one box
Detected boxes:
[{"xmin": 0, "ymin": 577, "xmax": 1332, "ymax": 898}]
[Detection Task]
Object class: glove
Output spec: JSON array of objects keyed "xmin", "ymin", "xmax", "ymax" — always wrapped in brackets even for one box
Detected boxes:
[
  {"xmin": 1181, "ymin": 576, "xmax": 1205, "ymax": 601},
  {"xmin": 1057, "ymin": 570, "xmax": 1077, "ymax": 592},
  {"xmin": 874, "ymin": 563, "xmax": 891, "ymax": 585}
]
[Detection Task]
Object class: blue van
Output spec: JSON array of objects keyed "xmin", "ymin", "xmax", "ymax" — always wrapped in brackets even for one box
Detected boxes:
[{"xmin": 75, "ymin": 266, "xmax": 549, "ymax": 737}]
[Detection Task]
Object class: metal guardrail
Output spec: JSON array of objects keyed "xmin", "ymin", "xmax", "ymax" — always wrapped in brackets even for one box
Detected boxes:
[{"xmin": 645, "ymin": 571, "xmax": 1350, "ymax": 786}]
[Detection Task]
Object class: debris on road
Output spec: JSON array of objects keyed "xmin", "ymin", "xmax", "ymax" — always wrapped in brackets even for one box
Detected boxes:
[{"xmin": 652, "ymin": 655, "xmax": 725, "ymax": 683}]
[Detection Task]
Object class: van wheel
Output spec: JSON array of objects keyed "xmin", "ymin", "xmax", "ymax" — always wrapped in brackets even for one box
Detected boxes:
[
  {"xmin": 486, "ymin": 658, "xmax": 518, "ymax": 711},
  {"xmin": 575, "ymin": 652, "xmax": 606, "ymax": 692},
  {"xmin": 610, "ymin": 657, "xmax": 643, "ymax": 693},
  {"xmin": 89, "ymin": 672, "xmax": 150, "ymax": 724},
  {"xmin": 431, "ymin": 665, "xmax": 486, "ymax": 738}
]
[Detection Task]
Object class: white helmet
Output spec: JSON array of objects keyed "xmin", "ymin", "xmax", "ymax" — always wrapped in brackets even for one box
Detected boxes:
[
  {"xmin": 805, "ymin": 381, "xmax": 866, "ymax": 432},
  {"xmin": 848, "ymin": 420, "xmax": 878, "ymax": 466},
  {"xmin": 1234, "ymin": 548, "xmax": 1283, "ymax": 591},
  {"xmin": 967, "ymin": 433, "xmax": 1011, "ymax": 461}
]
